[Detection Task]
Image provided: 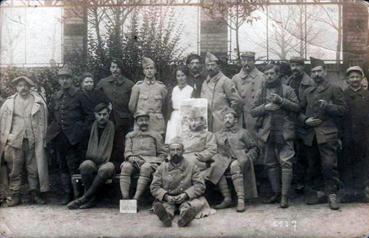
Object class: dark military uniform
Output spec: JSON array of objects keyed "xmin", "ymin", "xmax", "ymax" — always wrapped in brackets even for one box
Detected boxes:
[
  {"xmin": 187, "ymin": 72, "xmax": 206, "ymax": 98},
  {"xmin": 96, "ymin": 75, "xmax": 135, "ymax": 168},
  {"xmin": 129, "ymin": 79, "xmax": 168, "ymax": 134},
  {"xmin": 120, "ymin": 129, "xmax": 167, "ymax": 200},
  {"xmin": 299, "ymin": 80, "xmax": 346, "ymax": 196}
]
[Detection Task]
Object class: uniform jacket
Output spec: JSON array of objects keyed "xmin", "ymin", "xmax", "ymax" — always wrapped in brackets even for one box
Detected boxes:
[
  {"xmin": 150, "ymin": 158, "xmax": 206, "ymax": 201},
  {"xmin": 299, "ymin": 80, "xmax": 346, "ymax": 146},
  {"xmin": 181, "ymin": 130, "xmax": 217, "ymax": 171},
  {"xmin": 201, "ymin": 71, "xmax": 242, "ymax": 132},
  {"xmin": 46, "ymin": 86, "xmax": 87, "ymax": 145},
  {"xmin": 251, "ymin": 83, "xmax": 300, "ymax": 143},
  {"xmin": 124, "ymin": 129, "xmax": 167, "ymax": 164},
  {"xmin": 0, "ymin": 92, "xmax": 49, "ymax": 192},
  {"xmin": 232, "ymin": 67, "xmax": 265, "ymax": 134},
  {"xmin": 96, "ymin": 75, "xmax": 134, "ymax": 125},
  {"xmin": 187, "ymin": 71, "xmax": 207, "ymax": 98},
  {"xmin": 129, "ymin": 79, "xmax": 168, "ymax": 134},
  {"xmin": 211, "ymin": 126, "xmax": 258, "ymax": 198}
]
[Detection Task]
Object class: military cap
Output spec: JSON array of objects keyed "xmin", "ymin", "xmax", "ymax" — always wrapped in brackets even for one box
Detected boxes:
[
  {"xmin": 11, "ymin": 76, "xmax": 35, "ymax": 87},
  {"xmin": 142, "ymin": 57, "xmax": 155, "ymax": 68},
  {"xmin": 290, "ymin": 56, "xmax": 305, "ymax": 65},
  {"xmin": 240, "ymin": 51, "xmax": 256, "ymax": 59},
  {"xmin": 346, "ymin": 66, "xmax": 364, "ymax": 77},
  {"xmin": 205, "ymin": 52, "xmax": 219, "ymax": 64},
  {"xmin": 134, "ymin": 111, "xmax": 150, "ymax": 120},
  {"xmin": 57, "ymin": 66, "xmax": 73, "ymax": 77},
  {"xmin": 310, "ymin": 57, "xmax": 325, "ymax": 69}
]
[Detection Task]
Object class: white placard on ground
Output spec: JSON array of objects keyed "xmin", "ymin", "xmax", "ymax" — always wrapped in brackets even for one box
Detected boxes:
[{"xmin": 119, "ymin": 199, "xmax": 137, "ymax": 213}]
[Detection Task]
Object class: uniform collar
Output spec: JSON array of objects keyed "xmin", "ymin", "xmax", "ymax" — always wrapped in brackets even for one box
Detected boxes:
[
  {"xmin": 56, "ymin": 86, "xmax": 78, "ymax": 99},
  {"xmin": 144, "ymin": 77, "xmax": 156, "ymax": 85},
  {"xmin": 222, "ymin": 125, "xmax": 239, "ymax": 133},
  {"xmin": 107, "ymin": 75, "xmax": 128, "ymax": 85},
  {"xmin": 316, "ymin": 79, "xmax": 329, "ymax": 93},
  {"xmin": 206, "ymin": 71, "xmax": 223, "ymax": 83},
  {"xmin": 347, "ymin": 86, "xmax": 366, "ymax": 96},
  {"xmin": 168, "ymin": 159, "xmax": 186, "ymax": 171}
]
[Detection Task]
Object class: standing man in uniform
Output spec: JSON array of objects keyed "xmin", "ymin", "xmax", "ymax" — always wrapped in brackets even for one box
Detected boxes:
[
  {"xmin": 129, "ymin": 57, "xmax": 168, "ymax": 135},
  {"xmin": 46, "ymin": 66, "xmax": 87, "ymax": 205},
  {"xmin": 186, "ymin": 53, "xmax": 206, "ymax": 98},
  {"xmin": 0, "ymin": 76, "xmax": 49, "ymax": 206},
  {"xmin": 151, "ymin": 142, "xmax": 206, "ymax": 227},
  {"xmin": 251, "ymin": 64, "xmax": 300, "ymax": 208},
  {"xmin": 201, "ymin": 52, "xmax": 242, "ymax": 132},
  {"xmin": 120, "ymin": 113, "xmax": 167, "ymax": 203},
  {"xmin": 284, "ymin": 57, "xmax": 315, "ymax": 193},
  {"xmin": 299, "ymin": 58, "xmax": 346, "ymax": 210},
  {"xmin": 96, "ymin": 59, "xmax": 135, "ymax": 169}
]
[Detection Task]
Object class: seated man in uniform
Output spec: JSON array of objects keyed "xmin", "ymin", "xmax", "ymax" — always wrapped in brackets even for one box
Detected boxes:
[
  {"xmin": 120, "ymin": 112, "xmax": 167, "ymax": 203},
  {"xmin": 151, "ymin": 142, "xmax": 206, "ymax": 227},
  {"xmin": 67, "ymin": 103, "xmax": 116, "ymax": 209},
  {"xmin": 211, "ymin": 110, "xmax": 258, "ymax": 212}
]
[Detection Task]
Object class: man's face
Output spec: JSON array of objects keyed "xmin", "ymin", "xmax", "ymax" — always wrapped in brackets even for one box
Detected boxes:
[
  {"xmin": 241, "ymin": 57, "xmax": 255, "ymax": 73},
  {"xmin": 16, "ymin": 81, "xmax": 31, "ymax": 97},
  {"xmin": 188, "ymin": 59, "xmax": 201, "ymax": 74},
  {"xmin": 110, "ymin": 62, "xmax": 121, "ymax": 78},
  {"xmin": 290, "ymin": 62, "xmax": 304, "ymax": 76},
  {"xmin": 136, "ymin": 116, "xmax": 149, "ymax": 131},
  {"xmin": 206, "ymin": 62, "xmax": 219, "ymax": 77},
  {"xmin": 224, "ymin": 113, "xmax": 237, "ymax": 129},
  {"xmin": 347, "ymin": 71, "xmax": 363, "ymax": 89},
  {"xmin": 311, "ymin": 66, "xmax": 327, "ymax": 84},
  {"xmin": 143, "ymin": 65, "xmax": 156, "ymax": 79},
  {"xmin": 94, "ymin": 108, "xmax": 110, "ymax": 126},
  {"xmin": 189, "ymin": 117, "xmax": 204, "ymax": 131},
  {"xmin": 58, "ymin": 75, "xmax": 73, "ymax": 89},
  {"xmin": 169, "ymin": 143, "xmax": 184, "ymax": 160},
  {"xmin": 81, "ymin": 77, "xmax": 94, "ymax": 91},
  {"xmin": 265, "ymin": 67, "xmax": 279, "ymax": 84}
]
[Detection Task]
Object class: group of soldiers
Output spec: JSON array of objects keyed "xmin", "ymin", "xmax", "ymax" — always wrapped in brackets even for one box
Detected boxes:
[{"xmin": 0, "ymin": 50, "xmax": 368, "ymax": 227}]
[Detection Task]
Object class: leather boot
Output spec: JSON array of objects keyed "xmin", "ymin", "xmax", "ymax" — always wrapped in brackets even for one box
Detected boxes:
[
  {"xmin": 30, "ymin": 190, "xmax": 46, "ymax": 205},
  {"xmin": 120, "ymin": 174, "xmax": 131, "ymax": 199},
  {"xmin": 67, "ymin": 175, "xmax": 105, "ymax": 209},
  {"xmin": 328, "ymin": 194, "xmax": 340, "ymax": 210},
  {"xmin": 60, "ymin": 174, "xmax": 73, "ymax": 205},
  {"xmin": 6, "ymin": 193, "xmax": 20, "ymax": 207},
  {"xmin": 178, "ymin": 206, "xmax": 198, "ymax": 227},
  {"xmin": 153, "ymin": 202, "xmax": 172, "ymax": 227},
  {"xmin": 133, "ymin": 176, "xmax": 151, "ymax": 200},
  {"xmin": 232, "ymin": 174, "xmax": 245, "ymax": 212},
  {"xmin": 263, "ymin": 168, "xmax": 281, "ymax": 204},
  {"xmin": 280, "ymin": 169, "xmax": 292, "ymax": 208},
  {"xmin": 214, "ymin": 176, "xmax": 232, "ymax": 209}
]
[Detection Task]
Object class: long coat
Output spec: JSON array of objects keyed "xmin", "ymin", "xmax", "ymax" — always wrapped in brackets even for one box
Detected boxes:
[
  {"xmin": 0, "ymin": 92, "xmax": 49, "ymax": 192},
  {"xmin": 211, "ymin": 126, "xmax": 259, "ymax": 199},
  {"xmin": 251, "ymin": 83, "xmax": 300, "ymax": 143},
  {"xmin": 201, "ymin": 72, "xmax": 241, "ymax": 132},
  {"xmin": 299, "ymin": 80, "xmax": 346, "ymax": 146},
  {"xmin": 232, "ymin": 68, "xmax": 265, "ymax": 136}
]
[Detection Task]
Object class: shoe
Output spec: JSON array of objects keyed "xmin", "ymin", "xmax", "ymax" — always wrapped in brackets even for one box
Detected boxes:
[
  {"xmin": 263, "ymin": 193, "xmax": 281, "ymax": 204},
  {"xmin": 60, "ymin": 192, "xmax": 73, "ymax": 205},
  {"xmin": 31, "ymin": 191, "xmax": 46, "ymax": 205},
  {"xmin": 178, "ymin": 207, "xmax": 197, "ymax": 227},
  {"xmin": 214, "ymin": 197, "xmax": 232, "ymax": 209},
  {"xmin": 280, "ymin": 195, "xmax": 288, "ymax": 208},
  {"xmin": 67, "ymin": 197, "xmax": 87, "ymax": 210},
  {"xmin": 79, "ymin": 197, "xmax": 96, "ymax": 209},
  {"xmin": 328, "ymin": 194, "xmax": 340, "ymax": 210},
  {"xmin": 6, "ymin": 195, "xmax": 21, "ymax": 207},
  {"xmin": 236, "ymin": 199, "xmax": 245, "ymax": 212},
  {"xmin": 153, "ymin": 203, "xmax": 172, "ymax": 227}
]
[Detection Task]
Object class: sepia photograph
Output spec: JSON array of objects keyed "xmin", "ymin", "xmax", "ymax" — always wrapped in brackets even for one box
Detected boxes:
[{"xmin": 0, "ymin": 0, "xmax": 369, "ymax": 237}]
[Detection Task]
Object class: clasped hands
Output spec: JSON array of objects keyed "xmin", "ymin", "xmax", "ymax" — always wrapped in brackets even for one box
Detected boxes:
[
  {"xmin": 127, "ymin": 155, "xmax": 144, "ymax": 166},
  {"xmin": 164, "ymin": 193, "xmax": 189, "ymax": 204},
  {"xmin": 265, "ymin": 93, "xmax": 283, "ymax": 112}
]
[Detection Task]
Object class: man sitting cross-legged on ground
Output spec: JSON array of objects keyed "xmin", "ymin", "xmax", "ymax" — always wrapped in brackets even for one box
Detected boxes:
[
  {"xmin": 151, "ymin": 142, "xmax": 206, "ymax": 227},
  {"xmin": 67, "ymin": 103, "xmax": 115, "ymax": 209},
  {"xmin": 211, "ymin": 109, "xmax": 258, "ymax": 212},
  {"xmin": 120, "ymin": 112, "xmax": 167, "ymax": 204}
]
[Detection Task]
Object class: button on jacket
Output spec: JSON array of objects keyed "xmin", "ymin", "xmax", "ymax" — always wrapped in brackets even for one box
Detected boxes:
[{"xmin": 46, "ymin": 86, "xmax": 87, "ymax": 145}]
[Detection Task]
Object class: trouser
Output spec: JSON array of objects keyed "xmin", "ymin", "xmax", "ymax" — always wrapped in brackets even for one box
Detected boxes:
[
  {"xmin": 293, "ymin": 138, "xmax": 309, "ymax": 186},
  {"xmin": 112, "ymin": 119, "xmax": 132, "ymax": 171},
  {"xmin": 157, "ymin": 198, "xmax": 204, "ymax": 218},
  {"xmin": 53, "ymin": 132, "xmax": 81, "ymax": 175},
  {"xmin": 4, "ymin": 139, "xmax": 38, "ymax": 195},
  {"xmin": 305, "ymin": 138, "xmax": 339, "ymax": 195},
  {"xmin": 264, "ymin": 140, "xmax": 294, "ymax": 170}
]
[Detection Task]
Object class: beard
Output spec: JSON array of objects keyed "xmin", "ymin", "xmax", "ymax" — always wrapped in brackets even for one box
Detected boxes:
[{"xmin": 171, "ymin": 154, "xmax": 183, "ymax": 164}]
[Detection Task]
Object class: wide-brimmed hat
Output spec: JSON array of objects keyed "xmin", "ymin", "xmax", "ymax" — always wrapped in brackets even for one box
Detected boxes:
[
  {"xmin": 11, "ymin": 76, "xmax": 35, "ymax": 87},
  {"xmin": 346, "ymin": 66, "xmax": 364, "ymax": 77}
]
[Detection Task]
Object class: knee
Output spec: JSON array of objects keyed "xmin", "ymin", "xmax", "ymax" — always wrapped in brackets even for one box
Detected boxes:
[
  {"xmin": 79, "ymin": 160, "xmax": 96, "ymax": 175},
  {"xmin": 120, "ymin": 162, "xmax": 133, "ymax": 176},
  {"xmin": 230, "ymin": 161, "xmax": 241, "ymax": 175},
  {"xmin": 140, "ymin": 163, "xmax": 153, "ymax": 177},
  {"xmin": 97, "ymin": 162, "xmax": 115, "ymax": 179}
]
